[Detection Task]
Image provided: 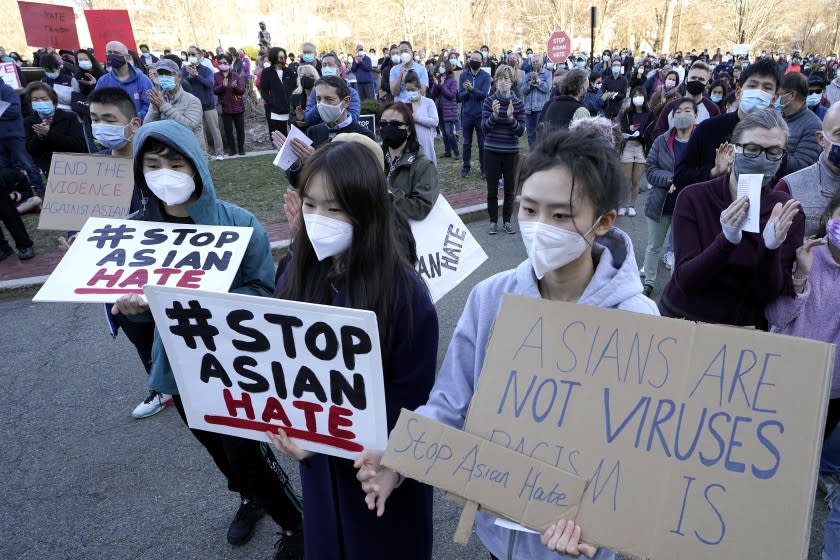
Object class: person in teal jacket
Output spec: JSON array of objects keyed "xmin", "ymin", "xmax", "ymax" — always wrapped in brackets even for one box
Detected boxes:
[{"xmin": 108, "ymin": 120, "xmax": 305, "ymax": 559}]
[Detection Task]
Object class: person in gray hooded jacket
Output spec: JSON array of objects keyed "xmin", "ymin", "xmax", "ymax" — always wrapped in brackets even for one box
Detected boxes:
[{"xmin": 356, "ymin": 128, "xmax": 658, "ymax": 560}]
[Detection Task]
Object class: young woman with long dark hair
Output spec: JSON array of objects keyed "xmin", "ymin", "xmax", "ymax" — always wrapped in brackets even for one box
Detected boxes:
[{"xmin": 269, "ymin": 141, "xmax": 438, "ymax": 560}]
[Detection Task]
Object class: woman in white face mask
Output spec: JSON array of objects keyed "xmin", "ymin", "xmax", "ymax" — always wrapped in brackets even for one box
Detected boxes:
[
  {"xmin": 355, "ymin": 129, "xmax": 658, "ymax": 560},
  {"xmin": 271, "ymin": 140, "xmax": 438, "ymax": 560}
]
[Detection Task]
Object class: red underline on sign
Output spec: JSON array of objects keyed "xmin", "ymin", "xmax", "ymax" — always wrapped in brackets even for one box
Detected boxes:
[
  {"xmin": 203, "ymin": 415, "xmax": 364, "ymax": 452},
  {"xmin": 74, "ymin": 288, "xmax": 145, "ymax": 294}
]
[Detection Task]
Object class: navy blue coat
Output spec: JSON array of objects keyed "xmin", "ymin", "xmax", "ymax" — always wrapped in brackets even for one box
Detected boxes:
[{"xmin": 276, "ymin": 268, "xmax": 438, "ymax": 560}]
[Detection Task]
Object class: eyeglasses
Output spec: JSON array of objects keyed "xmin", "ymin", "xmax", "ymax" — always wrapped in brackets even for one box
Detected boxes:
[
  {"xmin": 734, "ymin": 143, "xmax": 787, "ymax": 161},
  {"xmin": 380, "ymin": 120, "xmax": 407, "ymax": 128}
]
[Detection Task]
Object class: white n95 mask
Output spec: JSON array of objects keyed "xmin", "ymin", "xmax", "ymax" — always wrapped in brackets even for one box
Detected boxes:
[
  {"xmin": 303, "ymin": 213, "xmax": 353, "ymax": 261},
  {"xmin": 144, "ymin": 169, "xmax": 196, "ymax": 205},
  {"xmin": 519, "ymin": 220, "xmax": 598, "ymax": 279}
]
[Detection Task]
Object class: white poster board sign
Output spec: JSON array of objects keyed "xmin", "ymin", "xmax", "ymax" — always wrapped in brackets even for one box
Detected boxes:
[
  {"xmin": 410, "ymin": 195, "xmax": 488, "ymax": 302},
  {"xmin": 0, "ymin": 62, "xmax": 21, "ymax": 89},
  {"xmin": 145, "ymin": 286, "xmax": 388, "ymax": 459},
  {"xmin": 33, "ymin": 218, "xmax": 253, "ymax": 303}
]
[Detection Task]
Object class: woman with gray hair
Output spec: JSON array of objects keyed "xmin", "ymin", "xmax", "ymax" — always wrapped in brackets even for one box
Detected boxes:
[{"xmin": 660, "ymin": 107, "xmax": 805, "ymax": 330}]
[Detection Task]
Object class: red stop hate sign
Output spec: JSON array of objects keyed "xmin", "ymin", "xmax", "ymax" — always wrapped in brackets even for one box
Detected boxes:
[{"xmin": 547, "ymin": 31, "xmax": 571, "ymax": 63}]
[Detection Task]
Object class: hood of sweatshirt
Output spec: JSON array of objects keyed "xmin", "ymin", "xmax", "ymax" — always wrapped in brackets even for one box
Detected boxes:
[{"xmin": 131, "ymin": 119, "xmax": 218, "ymax": 223}]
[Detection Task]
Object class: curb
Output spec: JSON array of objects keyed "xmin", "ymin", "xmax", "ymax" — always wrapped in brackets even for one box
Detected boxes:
[{"xmin": 0, "ymin": 200, "xmax": 497, "ymax": 294}]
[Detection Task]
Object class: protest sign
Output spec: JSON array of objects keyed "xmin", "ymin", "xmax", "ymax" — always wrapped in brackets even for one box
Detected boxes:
[
  {"xmin": 411, "ymin": 195, "xmax": 488, "ymax": 302},
  {"xmin": 33, "ymin": 218, "xmax": 253, "ymax": 303},
  {"xmin": 356, "ymin": 114, "xmax": 376, "ymax": 136},
  {"xmin": 0, "ymin": 62, "xmax": 21, "ymax": 89},
  {"xmin": 144, "ymin": 286, "xmax": 388, "ymax": 459},
  {"xmin": 460, "ymin": 295, "xmax": 833, "ymax": 559},
  {"xmin": 38, "ymin": 154, "xmax": 134, "ymax": 231},
  {"xmin": 84, "ymin": 9, "xmax": 137, "ymax": 60},
  {"xmin": 383, "ymin": 409, "xmax": 587, "ymax": 531},
  {"xmin": 17, "ymin": 1, "xmax": 80, "ymax": 51}
]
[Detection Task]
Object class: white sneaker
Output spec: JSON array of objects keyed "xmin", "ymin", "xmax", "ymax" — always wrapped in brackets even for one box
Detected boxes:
[
  {"xmin": 663, "ymin": 251, "xmax": 675, "ymax": 271},
  {"xmin": 627, "ymin": 207, "xmax": 637, "ymax": 217},
  {"xmin": 132, "ymin": 390, "xmax": 172, "ymax": 419},
  {"xmin": 214, "ymin": 152, "xmax": 225, "ymax": 161},
  {"xmin": 639, "ymin": 266, "xmax": 646, "ymax": 277},
  {"xmin": 618, "ymin": 207, "xmax": 628, "ymax": 216}
]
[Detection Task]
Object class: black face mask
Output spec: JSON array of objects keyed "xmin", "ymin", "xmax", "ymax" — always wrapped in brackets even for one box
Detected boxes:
[
  {"xmin": 381, "ymin": 124, "xmax": 409, "ymax": 148},
  {"xmin": 469, "ymin": 60, "xmax": 481, "ymax": 71},
  {"xmin": 301, "ymin": 76, "xmax": 315, "ymax": 90},
  {"xmin": 685, "ymin": 80, "xmax": 705, "ymax": 96}
]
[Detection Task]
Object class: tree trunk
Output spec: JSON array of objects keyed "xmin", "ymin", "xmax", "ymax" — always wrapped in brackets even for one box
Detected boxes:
[{"xmin": 661, "ymin": 0, "xmax": 677, "ymax": 55}]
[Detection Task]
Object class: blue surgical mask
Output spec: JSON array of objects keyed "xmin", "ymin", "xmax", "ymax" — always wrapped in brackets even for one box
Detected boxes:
[
  {"xmin": 45, "ymin": 71, "xmax": 60, "ymax": 79},
  {"xmin": 78, "ymin": 60, "xmax": 93, "ymax": 71},
  {"xmin": 321, "ymin": 66, "xmax": 337, "ymax": 77},
  {"xmin": 407, "ymin": 91, "xmax": 421, "ymax": 102},
  {"xmin": 158, "ymin": 75, "xmax": 177, "ymax": 91},
  {"xmin": 611, "ymin": 66, "xmax": 620, "ymax": 75},
  {"xmin": 32, "ymin": 101, "xmax": 55, "ymax": 116},
  {"xmin": 807, "ymin": 93, "xmax": 821, "ymax": 107},
  {"xmin": 302, "ymin": 53, "xmax": 315, "ymax": 63},
  {"xmin": 711, "ymin": 94, "xmax": 723, "ymax": 103},
  {"xmin": 92, "ymin": 123, "xmax": 130, "ymax": 149},
  {"xmin": 738, "ymin": 88, "xmax": 772, "ymax": 114}
]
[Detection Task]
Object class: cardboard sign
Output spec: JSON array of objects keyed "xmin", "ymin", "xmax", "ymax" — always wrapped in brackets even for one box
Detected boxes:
[
  {"xmin": 83, "ymin": 9, "xmax": 137, "ymax": 61},
  {"xmin": 410, "ymin": 195, "xmax": 488, "ymax": 303},
  {"xmin": 356, "ymin": 114, "xmax": 376, "ymax": 136},
  {"xmin": 33, "ymin": 218, "xmax": 253, "ymax": 303},
  {"xmin": 38, "ymin": 154, "xmax": 134, "ymax": 231},
  {"xmin": 0, "ymin": 62, "xmax": 22, "ymax": 89},
  {"xmin": 462, "ymin": 295, "xmax": 833, "ymax": 559},
  {"xmin": 144, "ymin": 286, "xmax": 388, "ymax": 460},
  {"xmin": 383, "ymin": 409, "xmax": 588, "ymax": 531},
  {"xmin": 547, "ymin": 31, "xmax": 571, "ymax": 64},
  {"xmin": 17, "ymin": 1, "xmax": 80, "ymax": 51}
]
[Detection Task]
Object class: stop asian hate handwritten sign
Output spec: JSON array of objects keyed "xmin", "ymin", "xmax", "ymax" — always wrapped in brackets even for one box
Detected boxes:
[
  {"xmin": 38, "ymin": 154, "xmax": 134, "ymax": 231},
  {"xmin": 463, "ymin": 295, "xmax": 833, "ymax": 559},
  {"xmin": 144, "ymin": 287, "xmax": 389, "ymax": 459},
  {"xmin": 32, "ymin": 218, "xmax": 253, "ymax": 303}
]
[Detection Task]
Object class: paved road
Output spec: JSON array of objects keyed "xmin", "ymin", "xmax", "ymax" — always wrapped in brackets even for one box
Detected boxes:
[{"xmin": 1, "ymin": 191, "xmax": 829, "ymax": 559}]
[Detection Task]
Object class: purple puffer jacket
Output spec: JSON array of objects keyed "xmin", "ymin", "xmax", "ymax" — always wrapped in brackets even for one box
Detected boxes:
[{"xmin": 430, "ymin": 74, "xmax": 459, "ymax": 122}]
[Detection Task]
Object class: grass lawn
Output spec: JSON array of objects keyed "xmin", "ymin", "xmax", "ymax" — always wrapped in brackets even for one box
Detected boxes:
[{"xmin": 20, "ymin": 134, "xmax": 501, "ymax": 257}]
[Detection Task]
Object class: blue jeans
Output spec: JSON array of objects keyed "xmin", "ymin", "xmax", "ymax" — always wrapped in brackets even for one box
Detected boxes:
[
  {"xmin": 441, "ymin": 121, "xmax": 459, "ymax": 156},
  {"xmin": 824, "ymin": 424, "xmax": 840, "ymax": 559},
  {"xmin": 461, "ymin": 112, "xmax": 485, "ymax": 174},
  {"xmin": 0, "ymin": 137, "xmax": 45, "ymax": 192},
  {"xmin": 525, "ymin": 112, "xmax": 540, "ymax": 147},
  {"xmin": 356, "ymin": 82, "xmax": 376, "ymax": 101}
]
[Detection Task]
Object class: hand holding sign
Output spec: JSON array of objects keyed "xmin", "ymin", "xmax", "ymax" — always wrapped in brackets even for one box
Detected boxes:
[
  {"xmin": 541, "ymin": 520, "xmax": 598, "ymax": 558},
  {"xmin": 266, "ymin": 428, "xmax": 314, "ymax": 461},
  {"xmin": 111, "ymin": 293, "xmax": 149, "ymax": 315}
]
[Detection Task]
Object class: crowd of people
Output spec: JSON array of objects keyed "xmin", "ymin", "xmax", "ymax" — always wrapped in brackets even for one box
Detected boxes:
[{"xmin": 2, "ymin": 29, "xmax": 840, "ymax": 560}]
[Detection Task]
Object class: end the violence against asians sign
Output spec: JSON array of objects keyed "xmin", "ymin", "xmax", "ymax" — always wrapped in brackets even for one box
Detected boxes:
[
  {"xmin": 144, "ymin": 287, "xmax": 388, "ymax": 460},
  {"xmin": 385, "ymin": 294, "xmax": 833, "ymax": 558},
  {"xmin": 33, "ymin": 218, "xmax": 253, "ymax": 303}
]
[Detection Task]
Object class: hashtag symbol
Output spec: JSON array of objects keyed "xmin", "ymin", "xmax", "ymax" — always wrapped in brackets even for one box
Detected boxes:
[
  {"xmin": 166, "ymin": 300, "xmax": 219, "ymax": 351},
  {"xmin": 86, "ymin": 223, "xmax": 136, "ymax": 249}
]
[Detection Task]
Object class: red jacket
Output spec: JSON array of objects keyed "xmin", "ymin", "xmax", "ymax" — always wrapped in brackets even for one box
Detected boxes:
[{"xmin": 213, "ymin": 71, "xmax": 245, "ymax": 114}]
